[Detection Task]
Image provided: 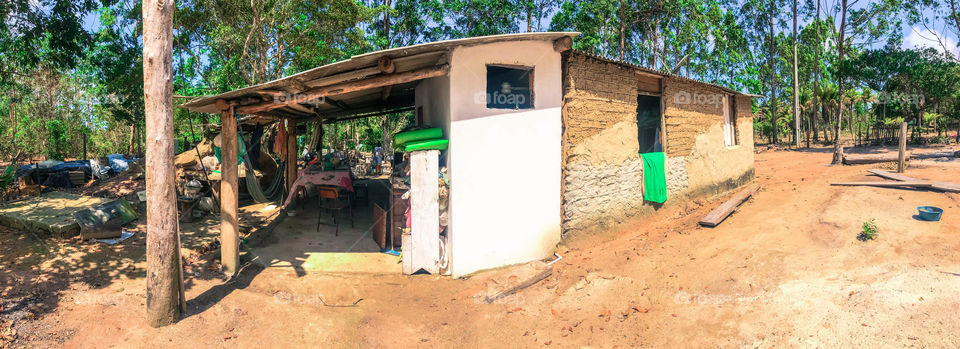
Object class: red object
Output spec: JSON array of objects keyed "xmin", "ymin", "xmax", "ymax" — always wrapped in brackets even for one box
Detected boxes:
[{"xmin": 282, "ymin": 169, "xmax": 354, "ymax": 207}]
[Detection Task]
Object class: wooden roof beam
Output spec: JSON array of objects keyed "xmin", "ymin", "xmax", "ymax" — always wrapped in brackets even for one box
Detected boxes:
[{"xmin": 237, "ymin": 64, "xmax": 449, "ymax": 115}]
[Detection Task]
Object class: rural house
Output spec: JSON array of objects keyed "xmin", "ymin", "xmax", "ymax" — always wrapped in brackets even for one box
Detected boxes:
[{"xmin": 181, "ymin": 32, "xmax": 757, "ymax": 278}]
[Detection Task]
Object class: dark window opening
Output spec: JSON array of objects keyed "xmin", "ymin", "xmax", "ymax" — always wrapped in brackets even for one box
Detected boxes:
[
  {"xmin": 637, "ymin": 95, "xmax": 662, "ymax": 153},
  {"xmin": 486, "ymin": 65, "xmax": 533, "ymax": 109}
]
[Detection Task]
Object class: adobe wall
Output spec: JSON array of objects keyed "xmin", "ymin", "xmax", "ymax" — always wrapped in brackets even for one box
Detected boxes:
[
  {"xmin": 661, "ymin": 78, "xmax": 755, "ymax": 198},
  {"xmin": 561, "ymin": 53, "xmax": 754, "ymax": 238}
]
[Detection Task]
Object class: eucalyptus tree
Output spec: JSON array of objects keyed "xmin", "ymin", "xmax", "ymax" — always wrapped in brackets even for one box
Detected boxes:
[{"xmin": 825, "ymin": 0, "xmax": 903, "ymax": 163}]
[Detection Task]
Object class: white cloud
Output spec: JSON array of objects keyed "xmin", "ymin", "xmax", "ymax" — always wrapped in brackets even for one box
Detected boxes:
[{"xmin": 903, "ymin": 26, "xmax": 959, "ymax": 58}]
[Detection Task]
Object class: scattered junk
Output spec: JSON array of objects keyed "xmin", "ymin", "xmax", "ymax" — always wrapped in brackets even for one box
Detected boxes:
[
  {"xmin": 699, "ymin": 184, "xmax": 761, "ymax": 227},
  {"xmin": 96, "ymin": 230, "xmax": 136, "ymax": 245},
  {"xmin": 73, "ymin": 199, "xmax": 139, "ymax": 240},
  {"xmin": 916, "ymin": 206, "xmax": 944, "ymax": 222}
]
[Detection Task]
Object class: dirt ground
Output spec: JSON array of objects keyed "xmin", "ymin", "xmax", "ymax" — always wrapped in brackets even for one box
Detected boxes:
[{"xmin": 2, "ymin": 146, "xmax": 959, "ymax": 348}]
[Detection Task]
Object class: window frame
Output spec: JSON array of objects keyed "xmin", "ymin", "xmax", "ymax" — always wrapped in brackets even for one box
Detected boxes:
[{"xmin": 485, "ymin": 64, "xmax": 535, "ymax": 110}]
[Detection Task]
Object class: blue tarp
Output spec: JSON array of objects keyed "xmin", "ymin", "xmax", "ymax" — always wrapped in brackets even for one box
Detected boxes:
[
  {"xmin": 107, "ymin": 154, "xmax": 137, "ymax": 173},
  {"xmin": 15, "ymin": 160, "xmax": 92, "ymax": 188}
]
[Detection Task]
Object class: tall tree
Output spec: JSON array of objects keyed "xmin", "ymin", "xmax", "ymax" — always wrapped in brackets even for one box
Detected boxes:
[
  {"xmin": 792, "ymin": 0, "xmax": 800, "ymax": 147},
  {"xmin": 144, "ymin": 0, "xmax": 183, "ymax": 328}
]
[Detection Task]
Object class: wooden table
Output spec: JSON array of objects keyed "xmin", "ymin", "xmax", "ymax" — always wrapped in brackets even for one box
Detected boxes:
[{"xmin": 282, "ymin": 169, "xmax": 354, "ymax": 207}]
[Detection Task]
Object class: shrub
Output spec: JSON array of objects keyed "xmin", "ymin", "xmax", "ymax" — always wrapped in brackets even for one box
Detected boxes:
[{"xmin": 857, "ymin": 219, "xmax": 878, "ymax": 241}]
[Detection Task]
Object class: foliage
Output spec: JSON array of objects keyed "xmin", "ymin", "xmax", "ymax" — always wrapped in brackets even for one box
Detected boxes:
[
  {"xmin": 45, "ymin": 119, "xmax": 69, "ymax": 160},
  {"xmin": 857, "ymin": 219, "xmax": 878, "ymax": 241},
  {"xmin": 1, "ymin": 0, "xmax": 959, "ymax": 160}
]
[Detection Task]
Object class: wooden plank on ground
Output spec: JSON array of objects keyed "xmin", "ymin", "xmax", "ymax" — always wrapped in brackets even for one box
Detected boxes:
[
  {"xmin": 699, "ymin": 183, "xmax": 761, "ymax": 227},
  {"xmin": 485, "ymin": 265, "xmax": 553, "ymax": 304},
  {"xmin": 830, "ymin": 181, "xmax": 932, "ymax": 188},
  {"xmin": 843, "ymin": 154, "xmax": 910, "ymax": 165},
  {"xmin": 868, "ymin": 169, "xmax": 960, "ymax": 193}
]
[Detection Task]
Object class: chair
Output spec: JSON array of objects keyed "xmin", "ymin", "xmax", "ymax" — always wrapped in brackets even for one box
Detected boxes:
[{"xmin": 316, "ymin": 185, "xmax": 353, "ymax": 236}]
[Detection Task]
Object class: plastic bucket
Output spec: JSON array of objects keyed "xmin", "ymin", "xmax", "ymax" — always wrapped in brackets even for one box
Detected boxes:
[{"xmin": 917, "ymin": 206, "xmax": 943, "ymax": 221}]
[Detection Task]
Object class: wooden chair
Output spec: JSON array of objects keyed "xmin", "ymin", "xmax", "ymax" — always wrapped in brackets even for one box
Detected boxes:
[{"xmin": 316, "ymin": 185, "xmax": 353, "ymax": 236}]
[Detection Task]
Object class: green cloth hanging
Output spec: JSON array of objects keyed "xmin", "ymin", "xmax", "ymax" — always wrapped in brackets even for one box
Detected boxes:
[{"xmin": 641, "ymin": 152, "xmax": 667, "ymax": 203}]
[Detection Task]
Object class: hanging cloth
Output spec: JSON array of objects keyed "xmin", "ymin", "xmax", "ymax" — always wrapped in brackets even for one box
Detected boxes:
[{"xmin": 641, "ymin": 152, "xmax": 667, "ymax": 203}]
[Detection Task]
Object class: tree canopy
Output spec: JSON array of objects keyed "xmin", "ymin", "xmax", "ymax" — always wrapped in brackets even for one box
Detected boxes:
[{"xmin": 1, "ymin": 0, "xmax": 959, "ymax": 160}]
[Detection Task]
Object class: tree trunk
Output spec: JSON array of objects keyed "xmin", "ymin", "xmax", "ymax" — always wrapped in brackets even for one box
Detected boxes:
[
  {"xmin": 143, "ymin": 0, "xmax": 182, "ymax": 328},
  {"xmin": 619, "ymin": 0, "xmax": 626, "ymax": 61},
  {"xmin": 768, "ymin": 0, "xmax": 778, "ymax": 146},
  {"xmin": 792, "ymin": 0, "xmax": 800, "ymax": 147},
  {"xmin": 813, "ymin": 0, "xmax": 821, "ymax": 144},
  {"xmin": 219, "ymin": 105, "xmax": 239, "ymax": 276},
  {"xmin": 307, "ymin": 119, "xmax": 322, "ymax": 153},
  {"xmin": 381, "ymin": 115, "xmax": 391, "ymax": 154},
  {"xmin": 832, "ymin": 0, "xmax": 847, "ymax": 164},
  {"xmin": 128, "ymin": 124, "xmax": 136, "ymax": 155},
  {"xmin": 383, "ymin": 0, "xmax": 392, "ymax": 48}
]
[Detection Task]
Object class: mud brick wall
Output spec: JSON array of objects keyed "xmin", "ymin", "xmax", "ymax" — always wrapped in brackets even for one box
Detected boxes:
[
  {"xmin": 561, "ymin": 53, "xmax": 651, "ymax": 237},
  {"xmin": 561, "ymin": 52, "xmax": 756, "ymax": 238},
  {"xmin": 661, "ymin": 78, "xmax": 755, "ymax": 197}
]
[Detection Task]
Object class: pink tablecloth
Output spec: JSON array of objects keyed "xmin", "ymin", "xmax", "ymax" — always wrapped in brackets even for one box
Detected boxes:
[{"xmin": 283, "ymin": 170, "xmax": 353, "ymax": 207}]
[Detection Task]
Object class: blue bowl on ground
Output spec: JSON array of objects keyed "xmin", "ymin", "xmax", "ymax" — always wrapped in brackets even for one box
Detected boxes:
[{"xmin": 917, "ymin": 206, "xmax": 943, "ymax": 221}]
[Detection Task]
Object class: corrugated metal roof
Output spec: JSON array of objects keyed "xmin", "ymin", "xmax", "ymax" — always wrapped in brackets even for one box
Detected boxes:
[
  {"xmin": 570, "ymin": 50, "xmax": 761, "ymax": 98},
  {"xmin": 180, "ymin": 32, "xmax": 580, "ymax": 119}
]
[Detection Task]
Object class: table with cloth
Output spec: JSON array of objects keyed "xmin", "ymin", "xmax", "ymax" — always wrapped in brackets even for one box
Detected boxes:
[{"xmin": 283, "ymin": 169, "xmax": 354, "ymax": 207}]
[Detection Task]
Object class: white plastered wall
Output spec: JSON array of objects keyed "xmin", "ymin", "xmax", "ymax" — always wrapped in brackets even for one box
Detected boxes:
[{"xmin": 438, "ymin": 40, "xmax": 563, "ymax": 278}]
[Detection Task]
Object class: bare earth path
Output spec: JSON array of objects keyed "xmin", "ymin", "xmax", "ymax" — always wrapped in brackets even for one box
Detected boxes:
[{"xmin": 2, "ymin": 147, "xmax": 959, "ymax": 348}]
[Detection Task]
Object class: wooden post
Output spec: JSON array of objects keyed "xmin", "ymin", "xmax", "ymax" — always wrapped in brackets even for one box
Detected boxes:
[
  {"xmin": 219, "ymin": 100, "xmax": 239, "ymax": 276},
  {"xmin": 285, "ymin": 119, "xmax": 298, "ymax": 194},
  {"xmin": 143, "ymin": 0, "xmax": 181, "ymax": 328},
  {"xmin": 408, "ymin": 150, "xmax": 440, "ymax": 274},
  {"xmin": 898, "ymin": 121, "xmax": 908, "ymax": 173}
]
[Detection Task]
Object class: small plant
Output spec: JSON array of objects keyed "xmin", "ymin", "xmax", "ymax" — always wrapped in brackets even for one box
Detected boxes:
[{"xmin": 857, "ymin": 219, "xmax": 878, "ymax": 241}]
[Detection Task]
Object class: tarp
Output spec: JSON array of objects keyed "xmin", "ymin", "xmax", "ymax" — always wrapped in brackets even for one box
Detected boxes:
[
  {"xmin": 16, "ymin": 160, "xmax": 93, "ymax": 188},
  {"xmin": 641, "ymin": 152, "xmax": 667, "ymax": 203},
  {"xmin": 107, "ymin": 154, "xmax": 137, "ymax": 173}
]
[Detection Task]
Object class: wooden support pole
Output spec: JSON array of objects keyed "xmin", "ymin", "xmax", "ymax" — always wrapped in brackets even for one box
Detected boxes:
[
  {"xmin": 219, "ymin": 102, "xmax": 239, "ymax": 276},
  {"xmin": 285, "ymin": 119, "xmax": 298, "ymax": 194},
  {"xmin": 144, "ymin": 0, "xmax": 181, "ymax": 328},
  {"xmin": 898, "ymin": 121, "xmax": 907, "ymax": 173}
]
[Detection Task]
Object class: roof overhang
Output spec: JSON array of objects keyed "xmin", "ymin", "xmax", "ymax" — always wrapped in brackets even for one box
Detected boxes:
[{"xmin": 180, "ymin": 32, "xmax": 580, "ymax": 123}]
